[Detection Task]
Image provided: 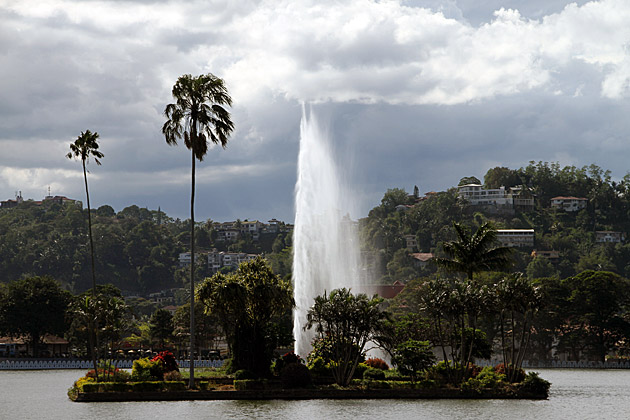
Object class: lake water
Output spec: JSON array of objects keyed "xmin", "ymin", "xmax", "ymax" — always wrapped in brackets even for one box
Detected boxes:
[{"xmin": 1, "ymin": 369, "xmax": 629, "ymax": 419}]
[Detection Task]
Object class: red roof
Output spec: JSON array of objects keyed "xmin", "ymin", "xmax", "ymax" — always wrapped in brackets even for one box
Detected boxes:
[
  {"xmin": 551, "ymin": 196, "xmax": 587, "ymax": 200},
  {"xmin": 410, "ymin": 253, "xmax": 434, "ymax": 262}
]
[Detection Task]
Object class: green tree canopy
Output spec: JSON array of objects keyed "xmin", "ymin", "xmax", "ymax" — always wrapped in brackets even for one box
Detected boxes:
[
  {"xmin": 197, "ymin": 257, "xmax": 293, "ymax": 377},
  {"xmin": 433, "ymin": 222, "xmax": 513, "ymax": 281},
  {"xmin": 0, "ymin": 276, "xmax": 71, "ymax": 357},
  {"xmin": 305, "ymin": 288, "xmax": 387, "ymax": 386}
]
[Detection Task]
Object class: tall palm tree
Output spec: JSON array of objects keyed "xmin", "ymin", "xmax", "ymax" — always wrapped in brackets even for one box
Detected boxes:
[
  {"xmin": 162, "ymin": 73, "xmax": 234, "ymax": 388},
  {"xmin": 67, "ymin": 129, "xmax": 103, "ymax": 375},
  {"xmin": 433, "ymin": 222, "xmax": 513, "ymax": 281}
]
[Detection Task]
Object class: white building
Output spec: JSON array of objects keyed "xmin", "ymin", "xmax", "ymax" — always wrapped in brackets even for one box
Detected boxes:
[
  {"xmin": 550, "ymin": 196, "xmax": 587, "ymax": 212},
  {"xmin": 457, "ymin": 184, "xmax": 534, "ymax": 208},
  {"xmin": 496, "ymin": 229, "xmax": 535, "ymax": 248},
  {"xmin": 595, "ymin": 231, "xmax": 624, "ymax": 243}
]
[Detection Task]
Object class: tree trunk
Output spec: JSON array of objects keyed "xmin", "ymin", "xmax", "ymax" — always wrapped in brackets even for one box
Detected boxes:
[
  {"xmin": 83, "ymin": 160, "xmax": 99, "ymax": 380},
  {"xmin": 189, "ymin": 148, "xmax": 196, "ymax": 389}
]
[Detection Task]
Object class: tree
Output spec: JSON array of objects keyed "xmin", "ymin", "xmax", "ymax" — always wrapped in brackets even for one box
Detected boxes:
[
  {"xmin": 197, "ymin": 257, "xmax": 293, "ymax": 377},
  {"xmin": 392, "ymin": 340, "xmax": 435, "ymax": 383},
  {"xmin": 458, "ymin": 176, "xmax": 481, "ymax": 186},
  {"xmin": 305, "ymin": 288, "xmax": 388, "ymax": 386},
  {"xmin": 66, "ymin": 129, "xmax": 103, "ymax": 364},
  {"xmin": 66, "ymin": 130, "xmax": 103, "ymax": 293},
  {"xmin": 561, "ymin": 270, "xmax": 630, "ymax": 362},
  {"xmin": 0, "ymin": 276, "xmax": 71, "ymax": 357},
  {"xmin": 162, "ymin": 73, "xmax": 234, "ymax": 387},
  {"xmin": 433, "ymin": 222, "xmax": 513, "ymax": 281},
  {"xmin": 149, "ymin": 308, "xmax": 174, "ymax": 349},
  {"xmin": 495, "ymin": 274, "xmax": 542, "ymax": 381},
  {"xmin": 483, "ymin": 167, "xmax": 522, "ymax": 189}
]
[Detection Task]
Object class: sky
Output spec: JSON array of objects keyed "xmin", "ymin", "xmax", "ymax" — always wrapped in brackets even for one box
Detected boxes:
[{"xmin": 1, "ymin": 0, "xmax": 629, "ymax": 223}]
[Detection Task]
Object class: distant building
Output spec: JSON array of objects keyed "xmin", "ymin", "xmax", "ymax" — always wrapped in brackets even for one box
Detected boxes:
[
  {"xmin": 595, "ymin": 231, "xmax": 625, "ymax": 243},
  {"xmin": 404, "ymin": 235, "xmax": 417, "ymax": 251},
  {"xmin": 550, "ymin": 196, "xmax": 587, "ymax": 212},
  {"xmin": 457, "ymin": 184, "xmax": 534, "ymax": 209},
  {"xmin": 410, "ymin": 252, "xmax": 434, "ymax": 268},
  {"xmin": 496, "ymin": 229, "xmax": 535, "ymax": 248},
  {"xmin": 531, "ymin": 250, "xmax": 560, "ymax": 263}
]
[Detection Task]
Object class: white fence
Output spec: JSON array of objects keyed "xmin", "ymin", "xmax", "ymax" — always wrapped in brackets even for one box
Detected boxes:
[
  {"xmin": 476, "ymin": 358, "xmax": 630, "ymax": 369},
  {"xmin": 0, "ymin": 359, "xmax": 224, "ymax": 370}
]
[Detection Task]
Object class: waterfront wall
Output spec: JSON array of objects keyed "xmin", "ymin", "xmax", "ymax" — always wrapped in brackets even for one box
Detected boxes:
[
  {"xmin": 476, "ymin": 359, "xmax": 630, "ymax": 369},
  {"xmin": 0, "ymin": 359, "xmax": 224, "ymax": 370}
]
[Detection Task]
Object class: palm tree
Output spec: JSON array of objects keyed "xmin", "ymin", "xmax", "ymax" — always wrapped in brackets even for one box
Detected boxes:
[
  {"xmin": 67, "ymin": 129, "xmax": 103, "ymax": 376},
  {"xmin": 162, "ymin": 73, "xmax": 234, "ymax": 388},
  {"xmin": 433, "ymin": 222, "xmax": 513, "ymax": 281}
]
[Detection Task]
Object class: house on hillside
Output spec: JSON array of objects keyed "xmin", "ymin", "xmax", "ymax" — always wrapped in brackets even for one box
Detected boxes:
[
  {"xmin": 550, "ymin": 196, "xmax": 587, "ymax": 212},
  {"xmin": 531, "ymin": 250, "xmax": 560, "ymax": 263},
  {"xmin": 457, "ymin": 184, "xmax": 534, "ymax": 209},
  {"xmin": 410, "ymin": 252, "xmax": 434, "ymax": 269},
  {"xmin": 496, "ymin": 229, "xmax": 535, "ymax": 248},
  {"xmin": 595, "ymin": 231, "xmax": 625, "ymax": 243}
]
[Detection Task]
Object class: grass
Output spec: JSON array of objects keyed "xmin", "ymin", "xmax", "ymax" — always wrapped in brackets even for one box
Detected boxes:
[{"xmin": 180, "ymin": 367, "xmax": 231, "ymax": 379}]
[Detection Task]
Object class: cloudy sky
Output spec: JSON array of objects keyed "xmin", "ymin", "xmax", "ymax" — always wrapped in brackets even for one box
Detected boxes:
[{"xmin": 1, "ymin": 0, "xmax": 629, "ymax": 223}]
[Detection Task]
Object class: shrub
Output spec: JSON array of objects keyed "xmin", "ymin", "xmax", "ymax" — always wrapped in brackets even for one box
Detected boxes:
[
  {"xmin": 132, "ymin": 381, "xmax": 165, "ymax": 392},
  {"xmin": 363, "ymin": 379, "xmax": 391, "ymax": 390},
  {"xmin": 164, "ymin": 370, "xmax": 183, "ymax": 381},
  {"xmin": 363, "ymin": 367, "xmax": 386, "ymax": 380},
  {"xmin": 152, "ymin": 351, "xmax": 179, "ymax": 373},
  {"xmin": 392, "ymin": 340, "xmax": 435, "ymax": 382},
  {"xmin": 75, "ymin": 376, "xmax": 95, "ymax": 391},
  {"xmin": 101, "ymin": 382, "xmax": 132, "ymax": 392},
  {"xmin": 365, "ymin": 358, "xmax": 389, "ymax": 370},
  {"xmin": 352, "ymin": 363, "xmax": 369, "ymax": 379},
  {"xmin": 307, "ymin": 356, "xmax": 330, "ymax": 376},
  {"xmin": 234, "ymin": 379, "xmax": 266, "ymax": 390},
  {"xmin": 494, "ymin": 363, "xmax": 526, "ymax": 383},
  {"xmin": 273, "ymin": 351, "xmax": 304, "ymax": 375},
  {"xmin": 234, "ymin": 369, "xmax": 258, "ymax": 380},
  {"xmin": 164, "ymin": 381, "xmax": 187, "ymax": 391},
  {"xmin": 132, "ymin": 358, "xmax": 164, "ymax": 381},
  {"xmin": 280, "ymin": 362, "xmax": 313, "ymax": 389},
  {"xmin": 81, "ymin": 383, "xmax": 101, "ymax": 393},
  {"xmin": 518, "ymin": 372, "xmax": 551, "ymax": 397}
]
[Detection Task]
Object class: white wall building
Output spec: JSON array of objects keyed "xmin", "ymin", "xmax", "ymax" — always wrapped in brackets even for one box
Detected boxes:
[
  {"xmin": 550, "ymin": 196, "xmax": 587, "ymax": 212},
  {"xmin": 496, "ymin": 229, "xmax": 535, "ymax": 248}
]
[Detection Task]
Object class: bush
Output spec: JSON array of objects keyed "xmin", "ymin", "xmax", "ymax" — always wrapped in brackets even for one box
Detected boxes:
[
  {"xmin": 273, "ymin": 351, "xmax": 304, "ymax": 375},
  {"xmin": 352, "ymin": 363, "xmax": 369, "ymax": 379},
  {"xmin": 81, "ymin": 383, "xmax": 101, "ymax": 393},
  {"xmin": 363, "ymin": 367, "xmax": 386, "ymax": 380},
  {"xmin": 307, "ymin": 356, "xmax": 330, "ymax": 376},
  {"xmin": 164, "ymin": 381, "xmax": 187, "ymax": 391},
  {"xmin": 100, "ymin": 382, "xmax": 132, "ymax": 392},
  {"xmin": 164, "ymin": 370, "xmax": 183, "ymax": 381},
  {"xmin": 132, "ymin": 381, "xmax": 165, "ymax": 392},
  {"xmin": 75, "ymin": 376, "xmax": 96, "ymax": 391},
  {"xmin": 280, "ymin": 362, "xmax": 313, "ymax": 389},
  {"xmin": 234, "ymin": 369, "xmax": 258, "ymax": 380},
  {"xmin": 234, "ymin": 379, "xmax": 266, "ymax": 390},
  {"xmin": 393, "ymin": 340, "xmax": 435, "ymax": 382},
  {"xmin": 152, "ymin": 351, "xmax": 179, "ymax": 373},
  {"xmin": 494, "ymin": 363, "xmax": 526, "ymax": 383},
  {"xmin": 518, "ymin": 372, "xmax": 551, "ymax": 397},
  {"xmin": 365, "ymin": 358, "xmax": 389, "ymax": 370},
  {"xmin": 132, "ymin": 358, "xmax": 164, "ymax": 381},
  {"xmin": 363, "ymin": 379, "xmax": 391, "ymax": 390}
]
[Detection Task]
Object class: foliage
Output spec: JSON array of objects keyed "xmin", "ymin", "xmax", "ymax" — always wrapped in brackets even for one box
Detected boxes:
[
  {"xmin": 460, "ymin": 366, "xmax": 507, "ymax": 393},
  {"xmin": 392, "ymin": 340, "xmax": 435, "ymax": 383},
  {"xmin": 280, "ymin": 362, "xmax": 313, "ymax": 389},
  {"xmin": 233, "ymin": 369, "xmax": 258, "ymax": 380},
  {"xmin": 494, "ymin": 363, "xmax": 525, "ymax": 383},
  {"xmin": 197, "ymin": 257, "xmax": 294, "ymax": 377},
  {"xmin": 365, "ymin": 357, "xmax": 389, "ymax": 370},
  {"xmin": 234, "ymin": 379, "xmax": 266, "ymax": 390},
  {"xmin": 305, "ymin": 288, "xmax": 387, "ymax": 386},
  {"xmin": 495, "ymin": 274, "xmax": 542, "ymax": 380},
  {"xmin": 273, "ymin": 351, "xmax": 304, "ymax": 376},
  {"xmin": 163, "ymin": 370, "xmax": 183, "ymax": 382},
  {"xmin": 131, "ymin": 358, "xmax": 164, "ymax": 381},
  {"xmin": 149, "ymin": 309, "xmax": 174, "ymax": 348},
  {"xmin": 433, "ymin": 222, "xmax": 513, "ymax": 281},
  {"xmin": 363, "ymin": 367, "xmax": 386, "ymax": 380},
  {"xmin": 0, "ymin": 276, "xmax": 71, "ymax": 357},
  {"xmin": 517, "ymin": 371, "xmax": 551, "ymax": 397},
  {"xmin": 152, "ymin": 350, "xmax": 179, "ymax": 373}
]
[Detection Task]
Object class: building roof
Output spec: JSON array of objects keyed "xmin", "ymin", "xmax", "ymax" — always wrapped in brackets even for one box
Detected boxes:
[
  {"xmin": 551, "ymin": 196, "xmax": 587, "ymax": 201},
  {"xmin": 410, "ymin": 252, "xmax": 434, "ymax": 262}
]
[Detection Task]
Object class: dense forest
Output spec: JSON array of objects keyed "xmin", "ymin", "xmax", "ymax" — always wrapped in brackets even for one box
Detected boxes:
[
  {"xmin": 360, "ymin": 161, "xmax": 630, "ymax": 284},
  {"xmin": 0, "ymin": 202, "xmax": 292, "ymax": 294}
]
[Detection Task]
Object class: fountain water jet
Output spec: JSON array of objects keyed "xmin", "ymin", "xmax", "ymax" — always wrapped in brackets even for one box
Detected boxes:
[{"xmin": 293, "ymin": 106, "xmax": 362, "ymax": 358}]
